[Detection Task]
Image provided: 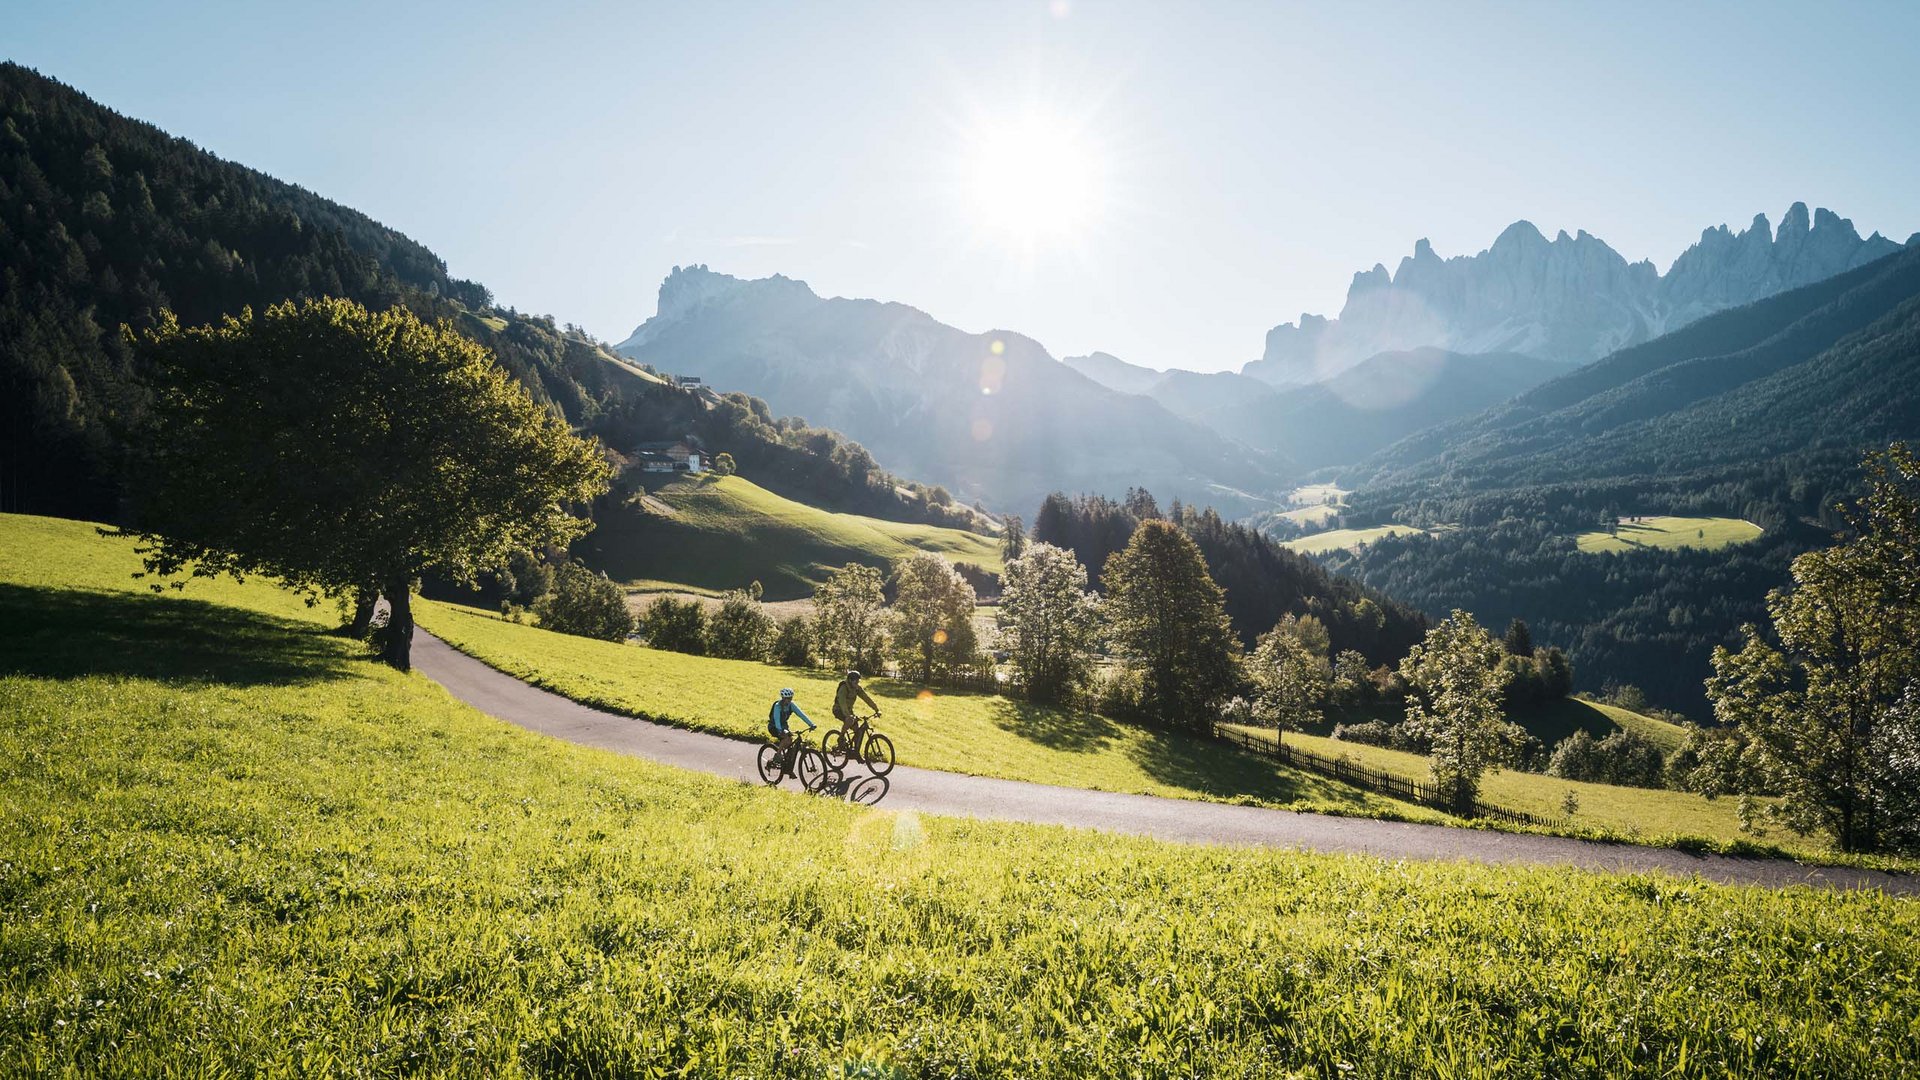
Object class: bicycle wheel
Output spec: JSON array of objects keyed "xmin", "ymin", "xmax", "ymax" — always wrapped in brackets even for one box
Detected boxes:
[
  {"xmin": 862, "ymin": 733, "xmax": 896, "ymax": 776},
  {"xmin": 819, "ymin": 728, "xmax": 848, "ymax": 769},
  {"xmin": 756, "ymin": 744, "xmax": 784, "ymax": 786},
  {"xmin": 796, "ymin": 747, "xmax": 829, "ymax": 793}
]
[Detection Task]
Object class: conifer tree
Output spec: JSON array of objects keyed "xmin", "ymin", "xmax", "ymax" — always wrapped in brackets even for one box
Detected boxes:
[{"xmin": 1102, "ymin": 520, "xmax": 1241, "ymax": 732}]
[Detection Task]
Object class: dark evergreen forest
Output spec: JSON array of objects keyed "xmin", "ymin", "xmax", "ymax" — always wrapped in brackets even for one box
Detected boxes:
[{"xmin": 0, "ymin": 63, "xmax": 975, "ymax": 531}]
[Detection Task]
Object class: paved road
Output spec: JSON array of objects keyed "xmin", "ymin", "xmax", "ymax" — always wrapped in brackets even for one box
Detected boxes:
[{"xmin": 413, "ymin": 632, "xmax": 1915, "ymax": 895}]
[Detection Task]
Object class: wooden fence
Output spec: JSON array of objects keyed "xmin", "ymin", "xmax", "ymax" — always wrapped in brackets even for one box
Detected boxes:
[{"xmin": 1213, "ymin": 725, "xmax": 1544, "ymax": 827}]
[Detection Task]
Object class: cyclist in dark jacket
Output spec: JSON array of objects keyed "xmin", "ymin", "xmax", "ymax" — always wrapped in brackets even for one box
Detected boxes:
[{"xmin": 832, "ymin": 670, "xmax": 880, "ymax": 751}]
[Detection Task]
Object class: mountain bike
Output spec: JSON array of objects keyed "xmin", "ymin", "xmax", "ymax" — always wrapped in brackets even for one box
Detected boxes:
[
  {"xmin": 757, "ymin": 730, "xmax": 831, "ymax": 792},
  {"xmin": 821, "ymin": 711, "xmax": 895, "ymax": 776}
]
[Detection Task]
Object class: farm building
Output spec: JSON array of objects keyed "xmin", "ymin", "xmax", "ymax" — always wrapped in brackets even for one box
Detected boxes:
[{"xmin": 634, "ymin": 437, "xmax": 708, "ymax": 474}]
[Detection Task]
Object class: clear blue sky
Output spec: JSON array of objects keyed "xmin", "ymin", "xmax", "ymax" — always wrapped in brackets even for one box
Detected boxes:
[{"xmin": 9, "ymin": 0, "xmax": 1918, "ymax": 372}]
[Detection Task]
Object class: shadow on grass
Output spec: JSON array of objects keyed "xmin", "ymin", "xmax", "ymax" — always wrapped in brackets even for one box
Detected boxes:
[
  {"xmin": 0, "ymin": 583, "xmax": 360, "ymax": 687},
  {"xmin": 865, "ymin": 682, "xmax": 1123, "ymax": 755},
  {"xmin": 1126, "ymin": 728, "xmax": 1381, "ymax": 810},
  {"xmin": 1517, "ymin": 698, "xmax": 1621, "ymax": 746}
]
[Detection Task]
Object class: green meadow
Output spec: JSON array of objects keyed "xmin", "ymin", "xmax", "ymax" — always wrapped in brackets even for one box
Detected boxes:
[
  {"xmin": 1281, "ymin": 524, "xmax": 1428, "ymax": 554},
  {"xmin": 416, "ymin": 597, "xmax": 1424, "ymax": 821},
  {"xmin": 577, "ymin": 475, "xmax": 1003, "ymax": 599},
  {"xmin": 4, "ymin": 513, "xmax": 1918, "ymax": 1077},
  {"xmin": 1574, "ymin": 515, "xmax": 1764, "ymax": 554},
  {"xmin": 1226, "ymin": 724, "xmax": 1819, "ymax": 858}
]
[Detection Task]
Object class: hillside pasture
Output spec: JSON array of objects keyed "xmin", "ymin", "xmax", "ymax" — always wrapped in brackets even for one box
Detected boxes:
[
  {"xmin": 1574, "ymin": 515, "xmax": 1763, "ymax": 554},
  {"xmin": 1282, "ymin": 524, "xmax": 1427, "ymax": 554},
  {"xmin": 577, "ymin": 475, "xmax": 1002, "ymax": 599},
  {"xmin": 1228, "ymin": 725, "xmax": 1803, "ymax": 855},
  {"xmin": 4, "ymin": 512, "xmax": 1918, "ymax": 1076}
]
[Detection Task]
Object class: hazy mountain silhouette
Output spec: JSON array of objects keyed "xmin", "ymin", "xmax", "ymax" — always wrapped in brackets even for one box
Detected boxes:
[
  {"xmin": 616, "ymin": 267, "xmax": 1292, "ymax": 515},
  {"xmin": 1245, "ymin": 206, "xmax": 1908, "ymax": 386}
]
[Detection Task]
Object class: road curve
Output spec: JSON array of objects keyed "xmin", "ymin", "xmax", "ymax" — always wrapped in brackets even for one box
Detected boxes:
[{"xmin": 412, "ymin": 632, "xmax": 1915, "ymax": 895}]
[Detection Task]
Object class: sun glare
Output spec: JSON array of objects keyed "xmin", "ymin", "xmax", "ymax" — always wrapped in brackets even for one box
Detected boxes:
[{"xmin": 961, "ymin": 110, "xmax": 1110, "ymax": 249}]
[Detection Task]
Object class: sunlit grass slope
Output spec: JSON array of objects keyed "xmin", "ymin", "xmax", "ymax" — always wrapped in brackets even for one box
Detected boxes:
[
  {"xmin": 1227, "ymin": 725, "xmax": 1815, "ymax": 856},
  {"xmin": 577, "ymin": 475, "xmax": 1002, "ymax": 599},
  {"xmin": 1575, "ymin": 515, "xmax": 1764, "ymax": 554},
  {"xmin": 1281, "ymin": 524, "xmax": 1428, "ymax": 553},
  {"xmin": 1522, "ymin": 696, "xmax": 1691, "ymax": 752},
  {"xmin": 416, "ymin": 598, "xmax": 1426, "ymax": 820},
  {"xmin": 4, "ymin": 513, "xmax": 1918, "ymax": 1077}
]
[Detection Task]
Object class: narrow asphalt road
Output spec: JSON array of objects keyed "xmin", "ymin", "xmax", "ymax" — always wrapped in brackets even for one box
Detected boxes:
[{"xmin": 412, "ymin": 632, "xmax": 1915, "ymax": 895}]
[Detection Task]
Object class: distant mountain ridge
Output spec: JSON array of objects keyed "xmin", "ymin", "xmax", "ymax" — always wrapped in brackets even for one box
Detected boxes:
[
  {"xmin": 1349, "ymin": 242, "xmax": 1920, "ymax": 500},
  {"xmin": 1244, "ymin": 204, "xmax": 1909, "ymax": 386},
  {"xmin": 1060, "ymin": 351, "xmax": 1166, "ymax": 396},
  {"xmin": 615, "ymin": 266, "xmax": 1292, "ymax": 516}
]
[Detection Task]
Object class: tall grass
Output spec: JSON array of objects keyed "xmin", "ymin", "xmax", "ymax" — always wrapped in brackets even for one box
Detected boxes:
[{"xmin": 3, "ymin": 514, "xmax": 1916, "ymax": 1077}]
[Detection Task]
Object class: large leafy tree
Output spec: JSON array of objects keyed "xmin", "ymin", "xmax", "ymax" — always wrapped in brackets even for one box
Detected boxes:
[
  {"xmin": 813, "ymin": 562, "xmax": 888, "ymax": 671},
  {"xmin": 1249, "ymin": 616, "xmax": 1332, "ymax": 743},
  {"xmin": 996, "ymin": 542, "xmax": 1099, "ymax": 703},
  {"xmin": 1707, "ymin": 444, "xmax": 1920, "ymax": 852},
  {"xmin": 890, "ymin": 553, "xmax": 978, "ymax": 682},
  {"xmin": 1400, "ymin": 609, "xmax": 1512, "ymax": 814},
  {"xmin": 1102, "ymin": 519, "xmax": 1241, "ymax": 732},
  {"xmin": 125, "ymin": 298, "xmax": 609, "ymax": 669}
]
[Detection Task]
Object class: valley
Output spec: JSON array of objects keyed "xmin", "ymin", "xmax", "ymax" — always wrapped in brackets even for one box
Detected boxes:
[{"xmin": 6, "ymin": 23, "xmax": 1920, "ymax": 1076}]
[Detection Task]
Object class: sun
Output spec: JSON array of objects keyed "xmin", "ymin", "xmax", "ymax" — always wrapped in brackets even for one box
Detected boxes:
[{"xmin": 960, "ymin": 109, "xmax": 1111, "ymax": 249}]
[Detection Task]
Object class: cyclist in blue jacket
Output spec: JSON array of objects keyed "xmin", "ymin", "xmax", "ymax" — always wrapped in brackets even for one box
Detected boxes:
[{"xmin": 767, "ymin": 687, "xmax": 815, "ymax": 767}]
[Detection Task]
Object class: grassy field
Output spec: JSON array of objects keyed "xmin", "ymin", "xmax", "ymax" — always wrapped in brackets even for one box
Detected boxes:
[
  {"xmin": 1574, "ymin": 515, "xmax": 1764, "ymax": 554},
  {"xmin": 1227, "ymin": 724, "xmax": 1815, "ymax": 855},
  {"xmin": 1522, "ymin": 696, "xmax": 1691, "ymax": 751},
  {"xmin": 576, "ymin": 475, "xmax": 1002, "ymax": 599},
  {"xmin": 416, "ymin": 597, "xmax": 1431, "ymax": 821},
  {"xmin": 1282, "ymin": 524, "xmax": 1428, "ymax": 554},
  {"xmin": 5, "ymin": 513, "xmax": 1919, "ymax": 1076}
]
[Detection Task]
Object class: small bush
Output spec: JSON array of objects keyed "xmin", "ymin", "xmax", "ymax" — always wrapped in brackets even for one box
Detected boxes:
[
  {"xmin": 1548, "ymin": 728, "xmax": 1667, "ymax": 789},
  {"xmin": 536, "ymin": 562, "xmax": 633, "ymax": 642},
  {"xmin": 638, "ymin": 596, "xmax": 706, "ymax": 655},
  {"xmin": 771, "ymin": 615, "xmax": 814, "ymax": 667},
  {"xmin": 1331, "ymin": 719, "xmax": 1395, "ymax": 747},
  {"xmin": 706, "ymin": 591, "xmax": 773, "ymax": 661}
]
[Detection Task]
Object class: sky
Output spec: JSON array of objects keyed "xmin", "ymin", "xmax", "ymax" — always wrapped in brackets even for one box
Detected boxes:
[{"xmin": 8, "ymin": 0, "xmax": 1919, "ymax": 373}]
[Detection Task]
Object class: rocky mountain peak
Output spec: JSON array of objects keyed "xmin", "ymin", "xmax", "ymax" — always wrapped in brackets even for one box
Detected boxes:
[{"xmin": 1242, "ymin": 203, "xmax": 1906, "ymax": 387}]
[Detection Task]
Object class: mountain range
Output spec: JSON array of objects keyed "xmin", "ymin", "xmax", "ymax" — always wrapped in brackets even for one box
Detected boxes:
[
  {"xmin": 1242, "ymin": 205, "xmax": 1908, "ymax": 387},
  {"xmin": 614, "ymin": 267, "xmax": 1291, "ymax": 517},
  {"xmin": 1351, "ymin": 240, "xmax": 1920, "ymax": 501}
]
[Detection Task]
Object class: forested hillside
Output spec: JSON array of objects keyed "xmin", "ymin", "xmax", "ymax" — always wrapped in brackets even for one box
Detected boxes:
[
  {"xmin": 1032, "ymin": 490, "xmax": 1428, "ymax": 663},
  {"xmin": 1316, "ymin": 246, "xmax": 1920, "ymax": 716},
  {"xmin": 1349, "ymin": 243, "xmax": 1920, "ymax": 506},
  {"xmin": 0, "ymin": 64, "xmax": 977, "ymax": 532}
]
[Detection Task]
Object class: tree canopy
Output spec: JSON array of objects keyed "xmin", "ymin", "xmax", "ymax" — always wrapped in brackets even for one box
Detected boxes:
[
  {"xmin": 889, "ymin": 553, "xmax": 979, "ymax": 682},
  {"xmin": 1102, "ymin": 519, "xmax": 1241, "ymax": 732},
  {"xmin": 124, "ymin": 298, "xmax": 610, "ymax": 668},
  {"xmin": 996, "ymin": 542, "xmax": 1099, "ymax": 703},
  {"xmin": 1400, "ymin": 609, "xmax": 1513, "ymax": 813},
  {"xmin": 1708, "ymin": 443, "xmax": 1920, "ymax": 852}
]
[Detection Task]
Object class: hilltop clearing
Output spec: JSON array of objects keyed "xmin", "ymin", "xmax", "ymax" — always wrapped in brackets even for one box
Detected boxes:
[{"xmin": 576, "ymin": 475, "xmax": 1002, "ymax": 600}]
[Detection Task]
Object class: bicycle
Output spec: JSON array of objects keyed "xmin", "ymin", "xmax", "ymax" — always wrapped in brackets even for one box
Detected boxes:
[
  {"xmin": 821, "ymin": 710, "xmax": 895, "ymax": 776},
  {"xmin": 756, "ymin": 729, "xmax": 832, "ymax": 792}
]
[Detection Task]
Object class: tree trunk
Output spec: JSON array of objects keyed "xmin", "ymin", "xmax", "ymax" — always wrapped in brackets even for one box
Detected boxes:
[
  {"xmin": 383, "ymin": 581, "xmax": 414, "ymax": 671},
  {"xmin": 340, "ymin": 586, "xmax": 377, "ymax": 639}
]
